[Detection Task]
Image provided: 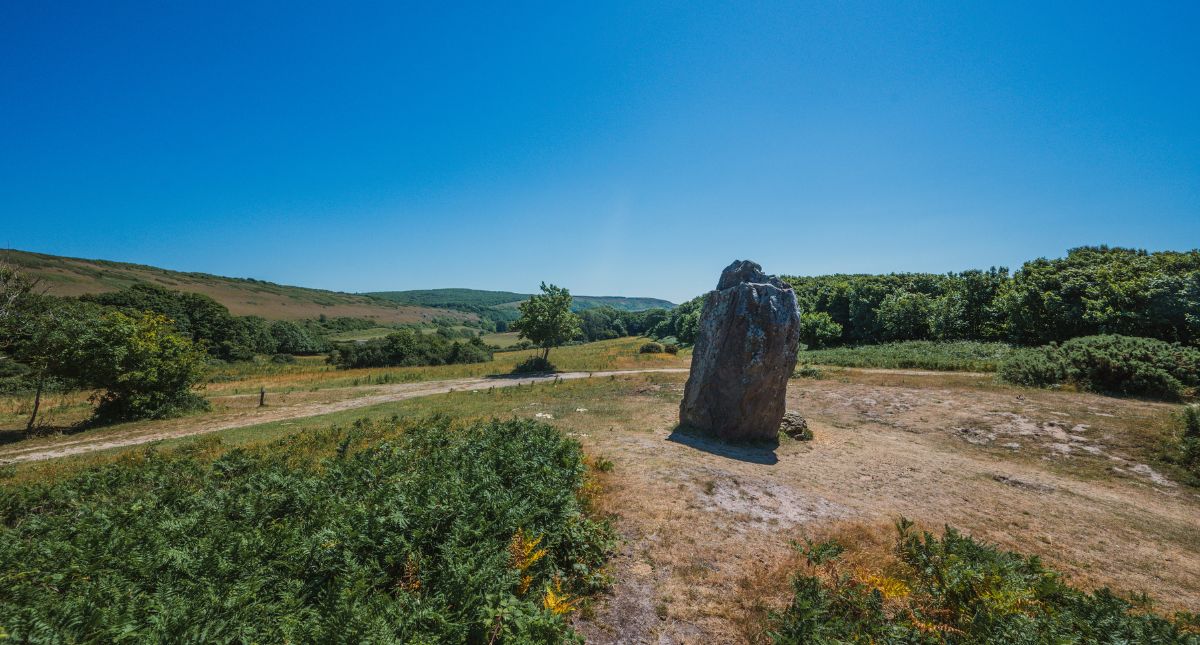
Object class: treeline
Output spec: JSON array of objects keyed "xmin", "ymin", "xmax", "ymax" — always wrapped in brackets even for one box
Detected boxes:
[
  {"xmin": 1, "ymin": 276, "xmax": 208, "ymax": 426},
  {"xmin": 328, "ymin": 329, "xmax": 494, "ymax": 369},
  {"xmin": 576, "ymin": 306, "xmax": 670, "ymax": 342},
  {"xmin": 84, "ymin": 284, "xmax": 328, "ymax": 358},
  {"xmin": 651, "ymin": 247, "xmax": 1200, "ymax": 348},
  {"xmin": 790, "ymin": 247, "xmax": 1199, "ymax": 347}
]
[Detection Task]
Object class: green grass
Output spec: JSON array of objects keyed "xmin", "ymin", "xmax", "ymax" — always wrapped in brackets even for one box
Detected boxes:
[
  {"xmin": 482, "ymin": 331, "xmax": 525, "ymax": 348},
  {"xmin": 326, "ymin": 326, "xmax": 399, "ymax": 341},
  {"xmin": 799, "ymin": 341, "xmax": 1013, "ymax": 372},
  {"xmin": 0, "ymin": 416, "xmax": 614, "ymax": 643}
]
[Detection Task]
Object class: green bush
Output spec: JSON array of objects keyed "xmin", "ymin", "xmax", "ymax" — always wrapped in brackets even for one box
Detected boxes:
[
  {"xmin": 513, "ymin": 356, "xmax": 555, "ymax": 373},
  {"xmin": 769, "ymin": 520, "xmax": 1200, "ymax": 644},
  {"xmin": 639, "ymin": 342, "xmax": 665, "ymax": 354},
  {"xmin": 996, "ymin": 345, "xmax": 1067, "ymax": 387},
  {"xmin": 75, "ymin": 311, "xmax": 210, "ymax": 422},
  {"xmin": 799, "ymin": 311, "xmax": 843, "ymax": 349},
  {"xmin": 663, "ymin": 343, "xmax": 680, "ymax": 355},
  {"xmin": 998, "ymin": 335, "xmax": 1200, "ymax": 399},
  {"xmin": 1171, "ymin": 405, "xmax": 1200, "ymax": 484},
  {"xmin": 269, "ymin": 319, "xmax": 326, "ymax": 355},
  {"xmin": 328, "ymin": 330, "xmax": 494, "ymax": 369},
  {"xmin": 0, "ymin": 418, "xmax": 613, "ymax": 643}
]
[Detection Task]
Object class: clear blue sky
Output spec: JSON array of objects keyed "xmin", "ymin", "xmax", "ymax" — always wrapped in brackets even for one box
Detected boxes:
[{"xmin": 2, "ymin": 2, "xmax": 1197, "ymax": 303}]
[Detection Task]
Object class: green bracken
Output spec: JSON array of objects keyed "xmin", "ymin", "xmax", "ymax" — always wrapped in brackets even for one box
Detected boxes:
[{"xmin": 0, "ymin": 417, "xmax": 614, "ymax": 643}]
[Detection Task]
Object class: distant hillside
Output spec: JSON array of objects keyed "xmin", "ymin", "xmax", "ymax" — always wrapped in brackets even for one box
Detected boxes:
[
  {"xmin": 1, "ymin": 249, "xmax": 471, "ymax": 324},
  {"xmin": 367, "ymin": 288, "xmax": 675, "ymax": 313}
]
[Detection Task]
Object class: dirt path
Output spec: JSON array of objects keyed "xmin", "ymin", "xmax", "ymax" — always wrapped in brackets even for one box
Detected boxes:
[{"xmin": 0, "ymin": 368, "xmax": 690, "ymax": 465}]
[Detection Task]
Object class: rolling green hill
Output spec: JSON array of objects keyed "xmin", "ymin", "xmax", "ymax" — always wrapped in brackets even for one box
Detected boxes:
[
  {"xmin": 0, "ymin": 249, "xmax": 471, "ymax": 324},
  {"xmin": 367, "ymin": 288, "xmax": 674, "ymax": 313}
]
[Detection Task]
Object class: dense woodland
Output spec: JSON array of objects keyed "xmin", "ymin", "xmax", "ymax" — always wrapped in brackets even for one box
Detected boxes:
[{"xmin": 651, "ymin": 247, "xmax": 1200, "ymax": 348}]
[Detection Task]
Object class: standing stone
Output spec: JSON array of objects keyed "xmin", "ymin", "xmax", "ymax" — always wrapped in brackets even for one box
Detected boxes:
[{"xmin": 679, "ymin": 260, "xmax": 801, "ymax": 441}]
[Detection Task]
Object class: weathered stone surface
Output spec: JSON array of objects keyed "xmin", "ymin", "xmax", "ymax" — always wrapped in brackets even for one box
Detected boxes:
[
  {"xmin": 679, "ymin": 260, "xmax": 801, "ymax": 441},
  {"xmin": 780, "ymin": 412, "xmax": 812, "ymax": 440}
]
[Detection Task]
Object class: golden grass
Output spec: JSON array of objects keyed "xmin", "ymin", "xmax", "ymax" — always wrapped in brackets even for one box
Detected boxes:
[{"xmin": 204, "ymin": 337, "xmax": 689, "ymax": 396}]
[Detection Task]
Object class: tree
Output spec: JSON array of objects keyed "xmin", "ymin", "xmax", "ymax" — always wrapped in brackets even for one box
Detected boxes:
[
  {"xmin": 510, "ymin": 282, "xmax": 582, "ymax": 361},
  {"xmin": 3, "ymin": 296, "xmax": 87, "ymax": 433},
  {"xmin": 799, "ymin": 311, "xmax": 842, "ymax": 349},
  {"xmin": 73, "ymin": 311, "xmax": 209, "ymax": 422},
  {"xmin": 84, "ymin": 284, "xmax": 277, "ymax": 360},
  {"xmin": 269, "ymin": 320, "xmax": 324, "ymax": 355},
  {"xmin": 0, "ymin": 262, "xmax": 37, "ymax": 326},
  {"xmin": 876, "ymin": 291, "xmax": 934, "ymax": 341}
]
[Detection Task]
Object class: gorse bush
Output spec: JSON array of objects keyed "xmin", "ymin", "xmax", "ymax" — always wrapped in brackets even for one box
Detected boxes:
[
  {"xmin": 769, "ymin": 520, "xmax": 1200, "ymax": 644},
  {"xmin": 998, "ymin": 335, "xmax": 1200, "ymax": 400},
  {"xmin": 995, "ymin": 345, "xmax": 1066, "ymax": 388},
  {"xmin": 0, "ymin": 417, "xmax": 614, "ymax": 643}
]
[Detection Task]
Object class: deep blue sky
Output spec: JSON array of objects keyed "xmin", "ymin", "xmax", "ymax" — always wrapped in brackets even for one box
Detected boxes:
[{"xmin": 2, "ymin": 2, "xmax": 1197, "ymax": 302}]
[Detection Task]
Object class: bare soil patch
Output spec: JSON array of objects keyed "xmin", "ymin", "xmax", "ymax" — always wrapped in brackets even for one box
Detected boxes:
[{"xmin": 569, "ymin": 374, "xmax": 1200, "ymax": 643}]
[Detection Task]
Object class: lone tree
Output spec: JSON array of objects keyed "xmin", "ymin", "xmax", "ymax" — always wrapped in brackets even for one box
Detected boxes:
[{"xmin": 511, "ymin": 282, "xmax": 582, "ymax": 362}]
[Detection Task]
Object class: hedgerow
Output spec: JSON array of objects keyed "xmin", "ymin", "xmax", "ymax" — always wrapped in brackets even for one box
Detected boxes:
[
  {"xmin": 769, "ymin": 520, "xmax": 1200, "ymax": 644},
  {"xmin": 0, "ymin": 417, "xmax": 614, "ymax": 643}
]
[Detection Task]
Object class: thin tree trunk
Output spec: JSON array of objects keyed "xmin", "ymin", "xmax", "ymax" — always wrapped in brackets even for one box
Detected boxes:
[{"xmin": 25, "ymin": 375, "xmax": 44, "ymax": 435}]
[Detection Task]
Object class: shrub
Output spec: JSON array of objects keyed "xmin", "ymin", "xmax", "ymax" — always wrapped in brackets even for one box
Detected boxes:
[
  {"xmin": 328, "ymin": 331, "xmax": 494, "ymax": 369},
  {"xmin": 513, "ymin": 356, "xmax": 555, "ymax": 374},
  {"xmin": 998, "ymin": 335, "xmax": 1200, "ymax": 400},
  {"xmin": 769, "ymin": 520, "xmax": 1200, "ymax": 643},
  {"xmin": 74, "ymin": 311, "xmax": 210, "ymax": 422},
  {"xmin": 799, "ymin": 311, "xmax": 843, "ymax": 349},
  {"xmin": 795, "ymin": 365, "xmax": 824, "ymax": 379},
  {"xmin": 0, "ymin": 418, "xmax": 614, "ymax": 642},
  {"xmin": 663, "ymin": 343, "xmax": 679, "ymax": 355},
  {"xmin": 1171, "ymin": 405, "xmax": 1200, "ymax": 484},
  {"xmin": 996, "ymin": 345, "xmax": 1066, "ymax": 387},
  {"xmin": 801, "ymin": 341, "xmax": 1013, "ymax": 372},
  {"xmin": 639, "ymin": 342, "xmax": 665, "ymax": 354}
]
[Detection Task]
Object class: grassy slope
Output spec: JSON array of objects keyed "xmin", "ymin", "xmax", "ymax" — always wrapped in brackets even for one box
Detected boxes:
[
  {"xmin": 1, "ymin": 249, "xmax": 470, "ymax": 324},
  {"xmin": 367, "ymin": 287, "xmax": 675, "ymax": 312}
]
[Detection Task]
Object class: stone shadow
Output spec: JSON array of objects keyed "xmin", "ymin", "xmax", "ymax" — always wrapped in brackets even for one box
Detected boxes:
[{"xmin": 666, "ymin": 424, "xmax": 779, "ymax": 465}]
